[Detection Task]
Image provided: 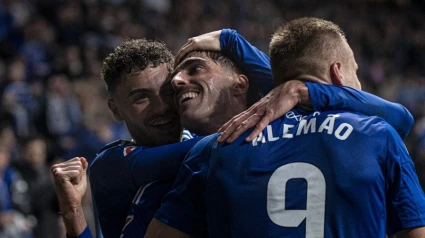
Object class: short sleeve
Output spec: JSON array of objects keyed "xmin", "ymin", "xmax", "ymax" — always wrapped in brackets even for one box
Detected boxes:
[{"xmin": 385, "ymin": 125, "xmax": 425, "ymax": 235}]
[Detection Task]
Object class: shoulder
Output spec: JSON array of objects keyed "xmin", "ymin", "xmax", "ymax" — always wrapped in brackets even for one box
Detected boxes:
[
  {"xmin": 183, "ymin": 134, "xmax": 220, "ymax": 165},
  {"xmin": 90, "ymin": 140, "xmax": 138, "ymax": 168},
  {"xmin": 291, "ymin": 109, "xmax": 391, "ymax": 136}
]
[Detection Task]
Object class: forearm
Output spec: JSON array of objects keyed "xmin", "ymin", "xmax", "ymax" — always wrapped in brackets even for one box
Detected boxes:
[
  {"xmin": 144, "ymin": 218, "xmax": 192, "ymax": 238},
  {"xmin": 61, "ymin": 206, "xmax": 89, "ymax": 237},
  {"xmin": 392, "ymin": 227, "xmax": 425, "ymax": 238}
]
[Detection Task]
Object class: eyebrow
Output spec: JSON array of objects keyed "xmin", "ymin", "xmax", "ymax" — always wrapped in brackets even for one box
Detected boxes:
[
  {"xmin": 171, "ymin": 57, "xmax": 206, "ymax": 78},
  {"xmin": 127, "ymin": 88, "xmax": 152, "ymax": 98}
]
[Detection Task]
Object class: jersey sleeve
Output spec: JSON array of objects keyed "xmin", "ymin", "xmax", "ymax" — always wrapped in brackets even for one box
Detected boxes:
[
  {"xmin": 385, "ymin": 125, "xmax": 425, "ymax": 235},
  {"xmin": 130, "ymin": 136, "xmax": 204, "ymax": 187},
  {"xmin": 305, "ymin": 82, "xmax": 414, "ymax": 139},
  {"xmin": 220, "ymin": 29, "xmax": 275, "ymax": 101},
  {"xmin": 154, "ymin": 135, "xmax": 219, "ymax": 237}
]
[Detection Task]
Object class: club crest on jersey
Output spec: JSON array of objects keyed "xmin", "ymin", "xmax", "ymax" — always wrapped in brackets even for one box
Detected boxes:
[{"xmin": 123, "ymin": 146, "xmax": 137, "ymax": 156}]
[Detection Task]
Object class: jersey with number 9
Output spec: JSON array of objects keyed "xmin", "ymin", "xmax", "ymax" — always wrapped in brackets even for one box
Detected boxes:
[{"xmin": 155, "ymin": 109, "xmax": 425, "ymax": 238}]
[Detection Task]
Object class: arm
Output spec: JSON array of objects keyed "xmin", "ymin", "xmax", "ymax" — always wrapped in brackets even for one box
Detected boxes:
[
  {"xmin": 220, "ymin": 29, "xmax": 275, "ymax": 100},
  {"xmin": 130, "ymin": 136, "xmax": 204, "ymax": 187},
  {"xmin": 218, "ymin": 80, "xmax": 413, "ymax": 143},
  {"xmin": 144, "ymin": 219, "xmax": 191, "ymax": 238},
  {"xmin": 174, "ymin": 29, "xmax": 274, "ymax": 101},
  {"xmin": 306, "ymin": 82, "xmax": 413, "ymax": 139},
  {"xmin": 51, "ymin": 157, "xmax": 93, "ymax": 238},
  {"xmin": 145, "ymin": 135, "xmax": 218, "ymax": 237},
  {"xmin": 385, "ymin": 126, "xmax": 425, "ymax": 236},
  {"xmin": 392, "ymin": 228, "xmax": 425, "ymax": 238}
]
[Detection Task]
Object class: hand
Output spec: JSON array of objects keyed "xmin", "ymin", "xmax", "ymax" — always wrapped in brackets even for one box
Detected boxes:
[
  {"xmin": 175, "ymin": 30, "xmax": 222, "ymax": 67},
  {"xmin": 217, "ymin": 80, "xmax": 311, "ymax": 143},
  {"xmin": 51, "ymin": 157, "xmax": 88, "ymax": 212}
]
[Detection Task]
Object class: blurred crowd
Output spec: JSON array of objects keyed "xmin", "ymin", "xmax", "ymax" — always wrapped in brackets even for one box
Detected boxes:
[{"xmin": 0, "ymin": 0, "xmax": 424, "ymax": 237}]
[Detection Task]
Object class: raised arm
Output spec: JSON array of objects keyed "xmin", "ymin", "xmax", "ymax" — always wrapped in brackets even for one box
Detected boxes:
[
  {"xmin": 174, "ymin": 29, "xmax": 274, "ymax": 102},
  {"xmin": 218, "ymin": 81, "xmax": 413, "ymax": 143},
  {"xmin": 51, "ymin": 157, "xmax": 93, "ymax": 238},
  {"xmin": 219, "ymin": 29, "xmax": 274, "ymax": 99},
  {"xmin": 305, "ymin": 82, "xmax": 413, "ymax": 139}
]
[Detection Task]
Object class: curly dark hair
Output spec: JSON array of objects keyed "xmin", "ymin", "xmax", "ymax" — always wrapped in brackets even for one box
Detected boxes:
[{"xmin": 101, "ymin": 39, "xmax": 174, "ymax": 94}]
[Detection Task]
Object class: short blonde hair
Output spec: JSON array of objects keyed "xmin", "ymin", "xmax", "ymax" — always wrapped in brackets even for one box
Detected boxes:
[{"xmin": 270, "ymin": 17, "xmax": 350, "ymax": 85}]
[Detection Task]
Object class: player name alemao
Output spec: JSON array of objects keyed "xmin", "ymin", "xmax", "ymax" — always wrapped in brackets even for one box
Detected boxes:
[{"xmin": 252, "ymin": 113, "xmax": 354, "ymax": 146}]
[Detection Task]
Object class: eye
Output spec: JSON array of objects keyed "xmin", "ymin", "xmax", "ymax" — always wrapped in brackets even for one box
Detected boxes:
[
  {"xmin": 133, "ymin": 95, "xmax": 149, "ymax": 104},
  {"xmin": 188, "ymin": 64, "xmax": 203, "ymax": 75}
]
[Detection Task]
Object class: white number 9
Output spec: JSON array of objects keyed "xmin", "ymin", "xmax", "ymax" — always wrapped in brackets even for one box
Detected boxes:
[{"xmin": 267, "ymin": 162, "xmax": 326, "ymax": 238}]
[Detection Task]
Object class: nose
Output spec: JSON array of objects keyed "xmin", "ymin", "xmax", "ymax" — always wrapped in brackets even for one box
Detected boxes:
[
  {"xmin": 171, "ymin": 71, "xmax": 188, "ymax": 91},
  {"xmin": 151, "ymin": 95, "xmax": 172, "ymax": 114}
]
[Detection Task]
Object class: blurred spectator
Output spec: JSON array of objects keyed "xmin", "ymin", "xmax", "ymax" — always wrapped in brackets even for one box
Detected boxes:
[
  {"xmin": 0, "ymin": 147, "xmax": 33, "ymax": 238},
  {"xmin": 2, "ymin": 58, "xmax": 35, "ymax": 137},
  {"xmin": 34, "ymin": 74, "xmax": 81, "ymax": 158},
  {"xmin": 13, "ymin": 136, "xmax": 60, "ymax": 238}
]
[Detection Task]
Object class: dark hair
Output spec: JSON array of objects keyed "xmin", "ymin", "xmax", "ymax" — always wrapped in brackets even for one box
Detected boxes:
[
  {"xmin": 270, "ymin": 17, "xmax": 347, "ymax": 85},
  {"xmin": 101, "ymin": 39, "xmax": 174, "ymax": 94},
  {"xmin": 185, "ymin": 51, "xmax": 243, "ymax": 75}
]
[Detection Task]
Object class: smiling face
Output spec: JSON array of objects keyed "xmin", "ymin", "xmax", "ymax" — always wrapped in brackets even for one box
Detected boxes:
[
  {"xmin": 171, "ymin": 52, "xmax": 248, "ymax": 135},
  {"xmin": 108, "ymin": 63, "xmax": 181, "ymax": 147}
]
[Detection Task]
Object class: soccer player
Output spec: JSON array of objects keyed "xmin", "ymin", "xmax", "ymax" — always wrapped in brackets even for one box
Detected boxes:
[
  {"xmin": 53, "ymin": 29, "xmax": 414, "ymax": 238},
  {"xmin": 145, "ymin": 18, "xmax": 425, "ymax": 238}
]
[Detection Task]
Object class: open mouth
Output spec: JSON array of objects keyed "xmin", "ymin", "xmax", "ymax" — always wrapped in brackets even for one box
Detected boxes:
[
  {"xmin": 178, "ymin": 92, "xmax": 199, "ymax": 106},
  {"xmin": 150, "ymin": 117, "xmax": 177, "ymax": 130}
]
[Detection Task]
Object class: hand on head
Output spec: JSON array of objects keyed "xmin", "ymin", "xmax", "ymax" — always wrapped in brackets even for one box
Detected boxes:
[{"xmin": 174, "ymin": 30, "xmax": 222, "ymax": 68}]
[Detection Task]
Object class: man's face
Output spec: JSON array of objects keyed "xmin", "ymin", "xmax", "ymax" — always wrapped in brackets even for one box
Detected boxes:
[
  {"xmin": 109, "ymin": 63, "xmax": 181, "ymax": 147},
  {"xmin": 171, "ymin": 54, "xmax": 234, "ymax": 132}
]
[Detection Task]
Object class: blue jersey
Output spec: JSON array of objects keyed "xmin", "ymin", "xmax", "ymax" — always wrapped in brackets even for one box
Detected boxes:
[
  {"xmin": 120, "ymin": 29, "xmax": 414, "ymax": 238},
  {"xmin": 155, "ymin": 109, "xmax": 425, "ymax": 237},
  {"xmin": 120, "ymin": 28, "xmax": 275, "ymax": 237},
  {"xmin": 89, "ymin": 135, "xmax": 204, "ymax": 238}
]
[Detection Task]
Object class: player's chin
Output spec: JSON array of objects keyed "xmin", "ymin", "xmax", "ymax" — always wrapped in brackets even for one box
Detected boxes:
[{"xmin": 150, "ymin": 124, "xmax": 182, "ymax": 145}]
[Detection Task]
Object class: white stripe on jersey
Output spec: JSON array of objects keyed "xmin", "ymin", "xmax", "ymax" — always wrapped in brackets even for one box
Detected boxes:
[{"xmin": 132, "ymin": 181, "xmax": 156, "ymax": 204}]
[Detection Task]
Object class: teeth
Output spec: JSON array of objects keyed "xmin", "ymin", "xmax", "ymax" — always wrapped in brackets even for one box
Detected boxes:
[
  {"xmin": 179, "ymin": 92, "xmax": 199, "ymax": 105},
  {"xmin": 152, "ymin": 118, "xmax": 172, "ymax": 126}
]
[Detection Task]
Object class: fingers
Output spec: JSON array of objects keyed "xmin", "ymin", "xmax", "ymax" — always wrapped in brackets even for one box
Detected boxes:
[
  {"xmin": 217, "ymin": 112, "xmax": 251, "ymax": 142},
  {"xmin": 78, "ymin": 157, "xmax": 89, "ymax": 171},
  {"xmin": 217, "ymin": 104, "xmax": 266, "ymax": 143},
  {"xmin": 245, "ymin": 109, "xmax": 276, "ymax": 142},
  {"xmin": 224, "ymin": 113, "xmax": 262, "ymax": 143},
  {"xmin": 175, "ymin": 38, "xmax": 194, "ymax": 67},
  {"xmin": 51, "ymin": 157, "xmax": 87, "ymax": 184}
]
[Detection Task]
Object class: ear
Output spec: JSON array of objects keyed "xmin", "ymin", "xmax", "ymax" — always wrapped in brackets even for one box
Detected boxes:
[
  {"xmin": 330, "ymin": 62, "xmax": 344, "ymax": 86},
  {"xmin": 108, "ymin": 98, "xmax": 123, "ymax": 122},
  {"xmin": 232, "ymin": 74, "xmax": 249, "ymax": 96}
]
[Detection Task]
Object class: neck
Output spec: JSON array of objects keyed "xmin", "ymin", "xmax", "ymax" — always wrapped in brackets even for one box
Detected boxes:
[{"xmin": 294, "ymin": 74, "xmax": 330, "ymax": 85}]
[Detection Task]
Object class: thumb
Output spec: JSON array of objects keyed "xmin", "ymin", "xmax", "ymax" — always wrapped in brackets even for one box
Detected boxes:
[{"xmin": 79, "ymin": 157, "xmax": 88, "ymax": 171}]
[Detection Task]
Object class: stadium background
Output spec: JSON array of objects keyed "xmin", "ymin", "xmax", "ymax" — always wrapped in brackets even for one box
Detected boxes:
[{"xmin": 0, "ymin": 0, "xmax": 424, "ymax": 237}]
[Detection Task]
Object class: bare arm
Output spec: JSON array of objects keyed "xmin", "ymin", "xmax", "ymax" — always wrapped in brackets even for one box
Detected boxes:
[
  {"xmin": 51, "ymin": 157, "xmax": 90, "ymax": 237},
  {"xmin": 392, "ymin": 227, "xmax": 425, "ymax": 238},
  {"xmin": 144, "ymin": 218, "xmax": 192, "ymax": 238}
]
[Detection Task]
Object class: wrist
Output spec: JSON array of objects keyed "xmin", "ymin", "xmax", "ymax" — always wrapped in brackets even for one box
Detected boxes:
[
  {"xmin": 61, "ymin": 206, "xmax": 88, "ymax": 237},
  {"xmin": 61, "ymin": 206, "xmax": 83, "ymax": 219},
  {"xmin": 292, "ymin": 80, "xmax": 311, "ymax": 107}
]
